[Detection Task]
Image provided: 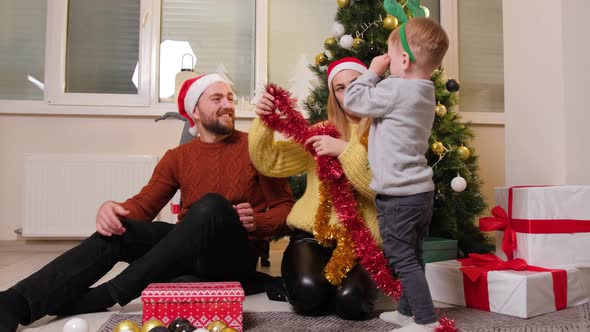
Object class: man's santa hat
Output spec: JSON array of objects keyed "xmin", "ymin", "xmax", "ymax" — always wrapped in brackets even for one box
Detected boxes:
[
  {"xmin": 326, "ymin": 57, "xmax": 368, "ymax": 87},
  {"xmin": 177, "ymin": 73, "xmax": 229, "ymax": 136}
]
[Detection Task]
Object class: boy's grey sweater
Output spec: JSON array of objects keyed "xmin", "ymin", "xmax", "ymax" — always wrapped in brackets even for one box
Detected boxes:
[{"xmin": 344, "ymin": 71, "xmax": 435, "ymax": 196}]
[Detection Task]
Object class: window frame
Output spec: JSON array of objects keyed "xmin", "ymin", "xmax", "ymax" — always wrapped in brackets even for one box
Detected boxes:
[
  {"xmin": 45, "ymin": 0, "xmax": 153, "ymax": 107},
  {"xmin": 440, "ymin": 0, "xmax": 505, "ymax": 125},
  {"xmin": 0, "ymin": 0, "xmax": 267, "ymax": 118}
]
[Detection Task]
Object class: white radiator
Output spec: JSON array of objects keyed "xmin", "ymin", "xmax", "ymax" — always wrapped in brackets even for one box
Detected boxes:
[{"xmin": 23, "ymin": 154, "xmax": 158, "ymax": 237}]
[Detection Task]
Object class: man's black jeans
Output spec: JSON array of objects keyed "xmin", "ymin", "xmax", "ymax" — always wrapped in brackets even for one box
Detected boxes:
[{"xmin": 13, "ymin": 193, "xmax": 258, "ymax": 324}]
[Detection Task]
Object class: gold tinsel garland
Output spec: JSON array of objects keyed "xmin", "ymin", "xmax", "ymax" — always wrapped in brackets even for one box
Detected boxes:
[{"xmin": 312, "ymin": 181, "xmax": 357, "ymax": 285}]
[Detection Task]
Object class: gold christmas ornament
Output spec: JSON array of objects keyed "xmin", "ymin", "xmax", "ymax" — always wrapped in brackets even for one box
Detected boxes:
[
  {"xmin": 435, "ymin": 103, "xmax": 447, "ymax": 117},
  {"xmin": 383, "ymin": 15, "xmax": 399, "ymax": 30},
  {"xmin": 207, "ymin": 321, "xmax": 227, "ymax": 332},
  {"xmin": 324, "ymin": 37, "xmax": 337, "ymax": 49},
  {"xmin": 140, "ymin": 319, "xmax": 165, "ymax": 332},
  {"xmin": 456, "ymin": 145, "xmax": 471, "ymax": 161},
  {"xmin": 315, "ymin": 52, "xmax": 328, "ymax": 66},
  {"xmin": 114, "ymin": 320, "xmax": 140, "ymax": 332},
  {"xmin": 352, "ymin": 37, "xmax": 364, "ymax": 49},
  {"xmin": 337, "ymin": 0, "xmax": 350, "ymax": 8},
  {"xmin": 431, "ymin": 141, "xmax": 445, "ymax": 155},
  {"xmin": 220, "ymin": 328, "xmax": 238, "ymax": 332}
]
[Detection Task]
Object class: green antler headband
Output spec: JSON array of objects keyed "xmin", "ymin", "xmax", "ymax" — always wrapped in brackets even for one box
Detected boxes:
[
  {"xmin": 399, "ymin": 23, "xmax": 415, "ymax": 63},
  {"xmin": 383, "ymin": 0, "xmax": 427, "ymax": 23}
]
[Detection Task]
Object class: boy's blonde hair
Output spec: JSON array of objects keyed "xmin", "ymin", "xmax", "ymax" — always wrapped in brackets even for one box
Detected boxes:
[{"xmin": 388, "ymin": 17, "xmax": 449, "ymax": 72}]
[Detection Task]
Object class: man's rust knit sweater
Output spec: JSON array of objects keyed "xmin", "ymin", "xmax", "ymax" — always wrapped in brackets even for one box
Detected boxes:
[{"xmin": 119, "ymin": 130, "xmax": 294, "ymax": 239}]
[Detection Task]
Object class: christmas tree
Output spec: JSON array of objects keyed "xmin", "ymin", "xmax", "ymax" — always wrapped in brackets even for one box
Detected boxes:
[{"xmin": 293, "ymin": 0, "xmax": 493, "ymax": 255}]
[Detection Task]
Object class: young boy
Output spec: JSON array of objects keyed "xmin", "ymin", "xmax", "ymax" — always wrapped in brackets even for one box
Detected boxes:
[{"xmin": 343, "ymin": 18, "xmax": 449, "ymax": 332}]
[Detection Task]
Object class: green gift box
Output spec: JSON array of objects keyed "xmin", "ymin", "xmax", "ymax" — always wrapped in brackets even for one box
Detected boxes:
[{"xmin": 423, "ymin": 237, "xmax": 457, "ymax": 263}]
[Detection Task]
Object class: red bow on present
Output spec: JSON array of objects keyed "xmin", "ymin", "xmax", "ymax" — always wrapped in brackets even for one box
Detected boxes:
[
  {"xmin": 459, "ymin": 253, "xmax": 526, "ymax": 282},
  {"xmin": 458, "ymin": 253, "xmax": 567, "ymax": 311},
  {"xmin": 478, "ymin": 186, "xmax": 548, "ymax": 260},
  {"xmin": 479, "ymin": 206, "xmax": 516, "ymax": 260}
]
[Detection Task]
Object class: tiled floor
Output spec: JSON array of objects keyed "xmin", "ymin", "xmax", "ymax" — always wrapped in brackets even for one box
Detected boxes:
[{"xmin": 0, "ymin": 239, "xmax": 399, "ymax": 331}]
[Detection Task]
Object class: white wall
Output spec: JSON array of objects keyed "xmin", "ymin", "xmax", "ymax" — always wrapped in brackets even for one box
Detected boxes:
[{"xmin": 503, "ymin": 0, "xmax": 590, "ymax": 185}]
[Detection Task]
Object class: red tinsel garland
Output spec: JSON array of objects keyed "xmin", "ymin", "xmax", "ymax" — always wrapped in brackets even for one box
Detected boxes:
[
  {"xmin": 259, "ymin": 84, "xmax": 459, "ymax": 332},
  {"xmin": 259, "ymin": 84, "xmax": 401, "ymax": 299},
  {"xmin": 435, "ymin": 317, "xmax": 460, "ymax": 332}
]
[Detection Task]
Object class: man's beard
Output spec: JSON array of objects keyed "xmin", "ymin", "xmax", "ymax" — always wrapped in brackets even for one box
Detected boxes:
[{"xmin": 201, "ymin": 116, "xmax": 234, "ymax": 135}]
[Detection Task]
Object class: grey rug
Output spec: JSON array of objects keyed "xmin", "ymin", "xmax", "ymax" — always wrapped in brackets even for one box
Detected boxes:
[{"xmin": 99, "ymin": 303, "xmax": 590, "ymax": 332}]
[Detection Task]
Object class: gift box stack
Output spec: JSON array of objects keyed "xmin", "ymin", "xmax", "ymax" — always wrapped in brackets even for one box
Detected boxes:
[
  {"xmin": 425, "ymin": 186, "xmax": 590, "ymax": 318},
  {"xmin": 141, "ymin": 281, "xmax": 245, "ymax": 331}
]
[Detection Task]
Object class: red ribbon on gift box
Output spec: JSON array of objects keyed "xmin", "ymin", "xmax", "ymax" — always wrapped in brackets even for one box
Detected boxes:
[
  {"xmin": 458, "ymin": 253, "xmax": 567, "ymax": 312},
  {"xmin": 479, "ymin": 186, "xmax": 590, "ymax": 260}
]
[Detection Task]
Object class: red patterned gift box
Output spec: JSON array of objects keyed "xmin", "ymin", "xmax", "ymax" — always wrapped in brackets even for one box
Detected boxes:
[{"xmin": 141, "ymin": 282, "xmax": 245, "ymax": 331}]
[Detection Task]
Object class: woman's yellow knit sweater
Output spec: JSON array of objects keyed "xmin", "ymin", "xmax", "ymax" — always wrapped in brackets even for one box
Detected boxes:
[{"xmin": 248, "ymin": 118, "xmax": 381, "ymax": 245}]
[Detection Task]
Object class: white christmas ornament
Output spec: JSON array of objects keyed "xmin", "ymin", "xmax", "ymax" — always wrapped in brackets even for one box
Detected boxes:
[
  {"xmin": 339, "ymin": 35, "xmax": 354, "ymax": 49},
  {"xmin": 451, "ymin": 174, "xmax": 467, "ymax": 192},
  {"xmin": 331, "ymin": 23, "xmax": 345, "ymax": 38},
  {"xmin": 193, "ymin": 329, "xmax": 209, "ymax": 332},
  {"xmin": 63, "ymin": 318, "xmax": 89, "ymax": 332}
]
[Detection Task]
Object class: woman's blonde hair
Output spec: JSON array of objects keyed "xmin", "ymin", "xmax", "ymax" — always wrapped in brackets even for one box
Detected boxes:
[{"xmin": 327, "ymin": 81, "xmax": 371, "ymax": 143}]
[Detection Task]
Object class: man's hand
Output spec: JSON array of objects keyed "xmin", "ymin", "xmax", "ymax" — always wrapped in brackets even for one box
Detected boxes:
[
  {"xmin": 369, "ymin": 54, "xmax": 390, "ymax": 76},
  {"xmin": 255, "ymin": 91, "xmax": 276, "ymax": 116},
  {"xmin": 234, "ymin": 202, "xmax": 256, "ymax": 232},
  {"xmin": 96, "ymin": 201, "xmax": 130, "ymax": 236},
  {"xmin": 305, "ymin": 135, "xmax": 348, "ymax": 157}
]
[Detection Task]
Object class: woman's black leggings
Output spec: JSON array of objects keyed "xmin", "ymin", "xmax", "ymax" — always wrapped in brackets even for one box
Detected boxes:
[{"xmin": 281, "ymin": 230, "xmax": 378, "ymax": 320}]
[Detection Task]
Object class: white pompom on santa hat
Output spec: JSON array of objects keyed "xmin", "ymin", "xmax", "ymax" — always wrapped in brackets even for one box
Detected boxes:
[{"xmin": 177, "ymin": 73, "xmax": 230, "ymax": 136}]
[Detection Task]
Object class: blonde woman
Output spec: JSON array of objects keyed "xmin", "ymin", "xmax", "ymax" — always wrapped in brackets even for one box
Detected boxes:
[{"xmin": 249, "ymin": 58, "xmax": 379, "ymax": 320}]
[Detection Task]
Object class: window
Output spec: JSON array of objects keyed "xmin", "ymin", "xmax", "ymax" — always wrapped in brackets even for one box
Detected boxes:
[
  {"xmin": 159, "ymin": 0, "xmax": 256, "ymax": 102},
  {"xmin": 45, "ymin": 0, "xmax": 152, "ymax": 107},
  {"xmin": 2, "ymin": 0, "xmax": 261, "ymax": 115},
  {"xmin": 439, "ymin": 0, "xmax": 504, "ymax": 123},
  {"xmin": 65, "ymin": 0, "xmax": 140, "ymax": 95},
  {"xmin": 457, "ymin": 0, "xmax": 504, "ymax": 113},
  {"xmin": 0, "ymin": 0, "xmax": 46, "ymax": 101}
]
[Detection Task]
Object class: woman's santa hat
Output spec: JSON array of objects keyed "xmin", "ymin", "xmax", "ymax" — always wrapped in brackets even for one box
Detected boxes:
[
  {"xmin": 177, "ymin": 73, "xmax": 229, "ymax": 136},
  {"xmin": 326, "ymin": 57, "xmax": 368, "ymax": 87}
]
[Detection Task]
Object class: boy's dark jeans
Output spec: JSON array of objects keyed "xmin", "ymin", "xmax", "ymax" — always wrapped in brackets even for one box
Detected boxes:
[{"xmin": 376, "ymin": 191, "xmax": 437, "ymax": 325}]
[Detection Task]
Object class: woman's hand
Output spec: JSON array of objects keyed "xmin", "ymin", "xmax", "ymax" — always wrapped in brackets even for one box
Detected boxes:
[
  {"xmin": 305, "ymin": 135, "xmax": 348, "ymax": 157},
  {"xmin": 255, "ymin": 91, "xmax": 276, "ymax": 116}
]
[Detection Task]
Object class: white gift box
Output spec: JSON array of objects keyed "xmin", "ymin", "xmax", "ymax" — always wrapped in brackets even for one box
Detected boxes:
[
  {"xmin": 487, "ymin": 186, "xmax": 590, "ymax": 268},
  {"xmin": 425, "ymin": 260, "xmax": 590, "ymax": 318}
]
